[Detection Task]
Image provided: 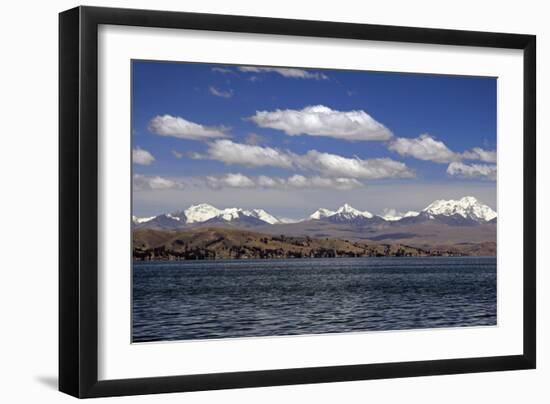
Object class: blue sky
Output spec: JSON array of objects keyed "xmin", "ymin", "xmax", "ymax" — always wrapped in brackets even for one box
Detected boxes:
[{"xmin": 132, "ymin": 60, "xmax": 497, "ymax": 219}]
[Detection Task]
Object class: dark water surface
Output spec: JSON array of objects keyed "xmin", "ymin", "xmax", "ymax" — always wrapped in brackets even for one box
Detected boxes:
[{"xmin": 132, "ymin": 257, "xmax": 496, "ymax": 342}]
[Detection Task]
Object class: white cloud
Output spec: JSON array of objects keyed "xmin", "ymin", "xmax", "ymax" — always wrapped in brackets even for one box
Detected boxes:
[
  {"xmin": 209, "ymin": 86, "xmax": 233, "ymax": 98},
  {"xmin": 331, "ymin": 178, "xmax": 365, "ymax": 189},
  {"xmin": 287, "ymin": 175, "xmax": 363, "ymax": 190},
  {"xmin": 389, "ymin": 134, "xmax": 497, "ymax": 164},
  {"xmin": 193, "ymin": 140, "xmax": 295, "ymax": 169},
  {"xmin": 206, "ymin": 173, "xmax": 256, "ymax": 189},
  {"xmin": 238, "ymin": 66, "xmax": 328, "ymax": 80},
  {"xmin": 461, "ymin": 147, "xmax": 497, "ymax": 163},
  {"xmin": 249, "ymin": 105, "xmax": 393, "ymax": 141},
  {"xmin": 388, "ymin": 134, "xmax": 459, "ymax": 163},
  {"xmin": 446, "ymin": 162, "xmax": 497, "ymax": 180},
  {"xmin": 133, "ymin": 174, "xmax": 183, "ymax": 191},
  {"xmin": 205, "ymin": 173, "xmax": 364, "ymax": 190},
  {"xmin": 148, "ymin": 115, "xmax": 228, "ymax": 140},
  {"xmin": 285, "ymin": 174, "xmax": 309, "ymax": 188},
  {"xmin": 257, "ymin": 175, "xmax": 286, "ymax": 188},
  {"xmin": 132, "ymin": 147, "xmax": 155, "ymax": 165},
  {"xmin": 298, "ymin": 150, "xmax": 415, "ymax": 179},
  {"xmin": 192, "ymin": 140, "xmax": 414, "ymax": 180}
]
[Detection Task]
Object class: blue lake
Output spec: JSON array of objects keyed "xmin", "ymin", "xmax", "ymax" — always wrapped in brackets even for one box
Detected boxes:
[{"xmin": 132, "ymin": 257, "xmax": 496, "ymax": 342}]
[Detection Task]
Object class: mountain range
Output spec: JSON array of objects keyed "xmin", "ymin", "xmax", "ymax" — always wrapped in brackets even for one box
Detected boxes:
[
  {"xmin": 133, "ymin": 196, "xmax": 497, "ymax": 248},
  {"xmin": 133, "ymin": 196, "xmax": 496, "ymax": 229}
]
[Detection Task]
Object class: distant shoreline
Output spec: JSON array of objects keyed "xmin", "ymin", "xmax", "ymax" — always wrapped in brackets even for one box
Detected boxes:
[
  {"xmin": 133, "ymin": 226, "xmax": 496, "ymax": 261},
  {"xmin": 133, "ymin": 255, "xmax": 497, "ymax": 263}
]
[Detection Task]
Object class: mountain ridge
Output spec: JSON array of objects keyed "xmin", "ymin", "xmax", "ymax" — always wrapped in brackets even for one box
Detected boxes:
[{"xmin": 133, "ymin": 196, "xmax": 497, "ymax": 229}]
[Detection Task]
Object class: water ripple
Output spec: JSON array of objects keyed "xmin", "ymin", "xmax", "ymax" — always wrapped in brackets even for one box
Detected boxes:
[{"xmin": 132, "ymin": 257, "xmax": 496, "ymax": 342}]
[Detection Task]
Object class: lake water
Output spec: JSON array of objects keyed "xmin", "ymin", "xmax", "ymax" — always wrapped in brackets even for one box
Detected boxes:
[{"xmin": 132, "ymin": 257, "xmax": 496, "ymax": 342}]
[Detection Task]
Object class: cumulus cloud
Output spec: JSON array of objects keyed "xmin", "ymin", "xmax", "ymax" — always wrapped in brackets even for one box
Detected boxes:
[
  {"xmin": 388, "ymin": 134, "xmax": 497, "ymax": 164},
  {"xmin": 192, "ymin": 140, "xmax": 295, "ymax": 169},
  {"xmin": 285, "ymin": 174, "xmax": 311, "ymax": 188},
  {"xmin": 286, "ymin": 175, "xmax": 363, "ymax": 189},
  {"xmin": 133, "ymin": 174, "xmax": 183, "ymax": 191},
  {"xmin": 205, "ymin": 173, "xmax": 364, "ymax": 190},
  {"xmin": 461, "ymin": 147, "xmax": 497, "ymax": 163},
  {"xmin": 298, "ymin": 150, "xmax": 415, "ymax": 179},
  {"xmin": 238, "ymin": 66, "xmax": 328, "ymax": 80},
  {"xmin": 257, "ymin": 175, "xmax": 286, "ymax": 188},
  {"xmin": 249, "ymin": 105, "xmax": 393, "ymax": 141},
  {"xmin": 446, "ymin": 162, "xmax": 497, "ymax": 180},
  {"xmin": 148, "ymin": 115, "xmax": 228, "ymax": 140},
  {"xmin": 206, "ymin": 173, "xmax": 256, "ymax": 189},
  {"xmin": 132, "ymin": 147, "xmax": 155, "ymax": 165},
  {"xmin": 209, "ymin": 86, "xmax": 233, "ymax": 98},
  {"xmin": 388, "ymin": 134, "xmax": 459, "ymax": 163},
  {"xmin": 191, "ymin": 140, "xmax": 413, "ymax": 180}
]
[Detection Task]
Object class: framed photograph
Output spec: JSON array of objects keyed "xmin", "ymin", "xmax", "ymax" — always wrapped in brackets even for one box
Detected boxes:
[{"xmin": 59, "ymin": 6, "xmax": 536, "ymax": 398}]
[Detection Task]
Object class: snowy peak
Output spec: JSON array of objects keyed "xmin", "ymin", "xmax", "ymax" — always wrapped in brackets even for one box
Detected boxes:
[
  {"xmin": 134, "ymin": 197, "xmax": 497, "ymax": 229},
  {"xmin": 404, "ymin": 211, "xmax": 421, "ymax": 218},
  {"xmin": 309, "ymin": 204, "xmax": 373, "ymax": 221},
  {"xmin": 248, "ymin": 209, "xmax": 280, "ymax": 225},
  {"xmin": 217, "ymin": 208, "xmax": 243, "ymax": 221},
  {"xmin": 184, "ymin": 203, "xmax": 221, "ymax": 223},
  {"xmin": 335, "ymin": 203, "xmax": 373, "ymax": 219},
  {"xmin": 132, "ymin": 215, "xmax": 155, "ymax": 224},
  {"xmin": 309, "ymin": 208, "xmax": 336, "ymax": 220},
  {"xmin": 423, "ymin": 196, "xmax": 497, "ymax": 222},
  {"xmin": 336, "ymin": 203, "xmax": 356, "ymax": 213},
  {"xmin": 380, "ymin": 209, "xmax": 419, "ymax": 221},
  {"xmin": 179, "ymin": 204, "xmax": 282, "ymax": 225},
  {"xmin": 132, "ymin": 213, "xmax": 183, "ymax": 230},
  {"xmin": 212, "ymin": 207, "xmax": 280, "ymax": 224}
]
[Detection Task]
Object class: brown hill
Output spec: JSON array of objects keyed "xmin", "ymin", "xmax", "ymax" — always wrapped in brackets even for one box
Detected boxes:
[
  {"xmin": 133, "ymin": 227, "xmax": 495, "ymax": 260},
  {"xmin": 252, "ymin": 220, "xmax": 496, "ymax": 246}
]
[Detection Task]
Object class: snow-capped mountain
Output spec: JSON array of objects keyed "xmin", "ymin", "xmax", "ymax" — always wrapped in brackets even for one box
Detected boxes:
[
  {"xmin": 132, "ymin": 215, "xmax": 155, "ymax": 224},
  {"xmin": 278, "ymin": 217, "xmax": 302, "ymax": 224},
  {"xmin": 247, "ymin": 209, "xmax": 280, "ymax": 225},
  {"xmin": 304, "ymin": 198, "xmax": 495, "ymax": 226},
  {"xmin": 133, "ymin": 213, "xmax": 182, "ymax": 229},
  {"xmin": 184, "ymin": 203, "xmax": 221, "ymax": 224},
  {"xmin": 309, "ymin": 208, "xmax": 336, "ymax": 220},
  {"xmin": 308, "ymin": 203, "xmax": 376, "ymax": 224},
  {"xmin": 134, "ymin": 203, "xmax": 282, "ymax": 228},
  {"xmin": 335, "ymin": 203, "xmax": 373, "ymax": 219},
  {"xmin": 380, "ymin": 209, "xmax": 420, "ymax": 221},
  {"xmin": 133, "ymin": 197, "xmax": 497, "ymax": 230},
  {"xmin": 422, "ymin": 196, "xmax": 497, "ymax": 222},
  {"xmin": 182, "ymin": 204, "xmax": 281, "ymax": 225},
  {"xmin": 404, "ymin": 211, "xmax": 420, "ymax": 218}
]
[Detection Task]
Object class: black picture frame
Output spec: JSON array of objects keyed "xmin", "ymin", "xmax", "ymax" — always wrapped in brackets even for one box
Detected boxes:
[{"xmin": 59, "ymin": 6, "xmax": 536, "ymax": 398}]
